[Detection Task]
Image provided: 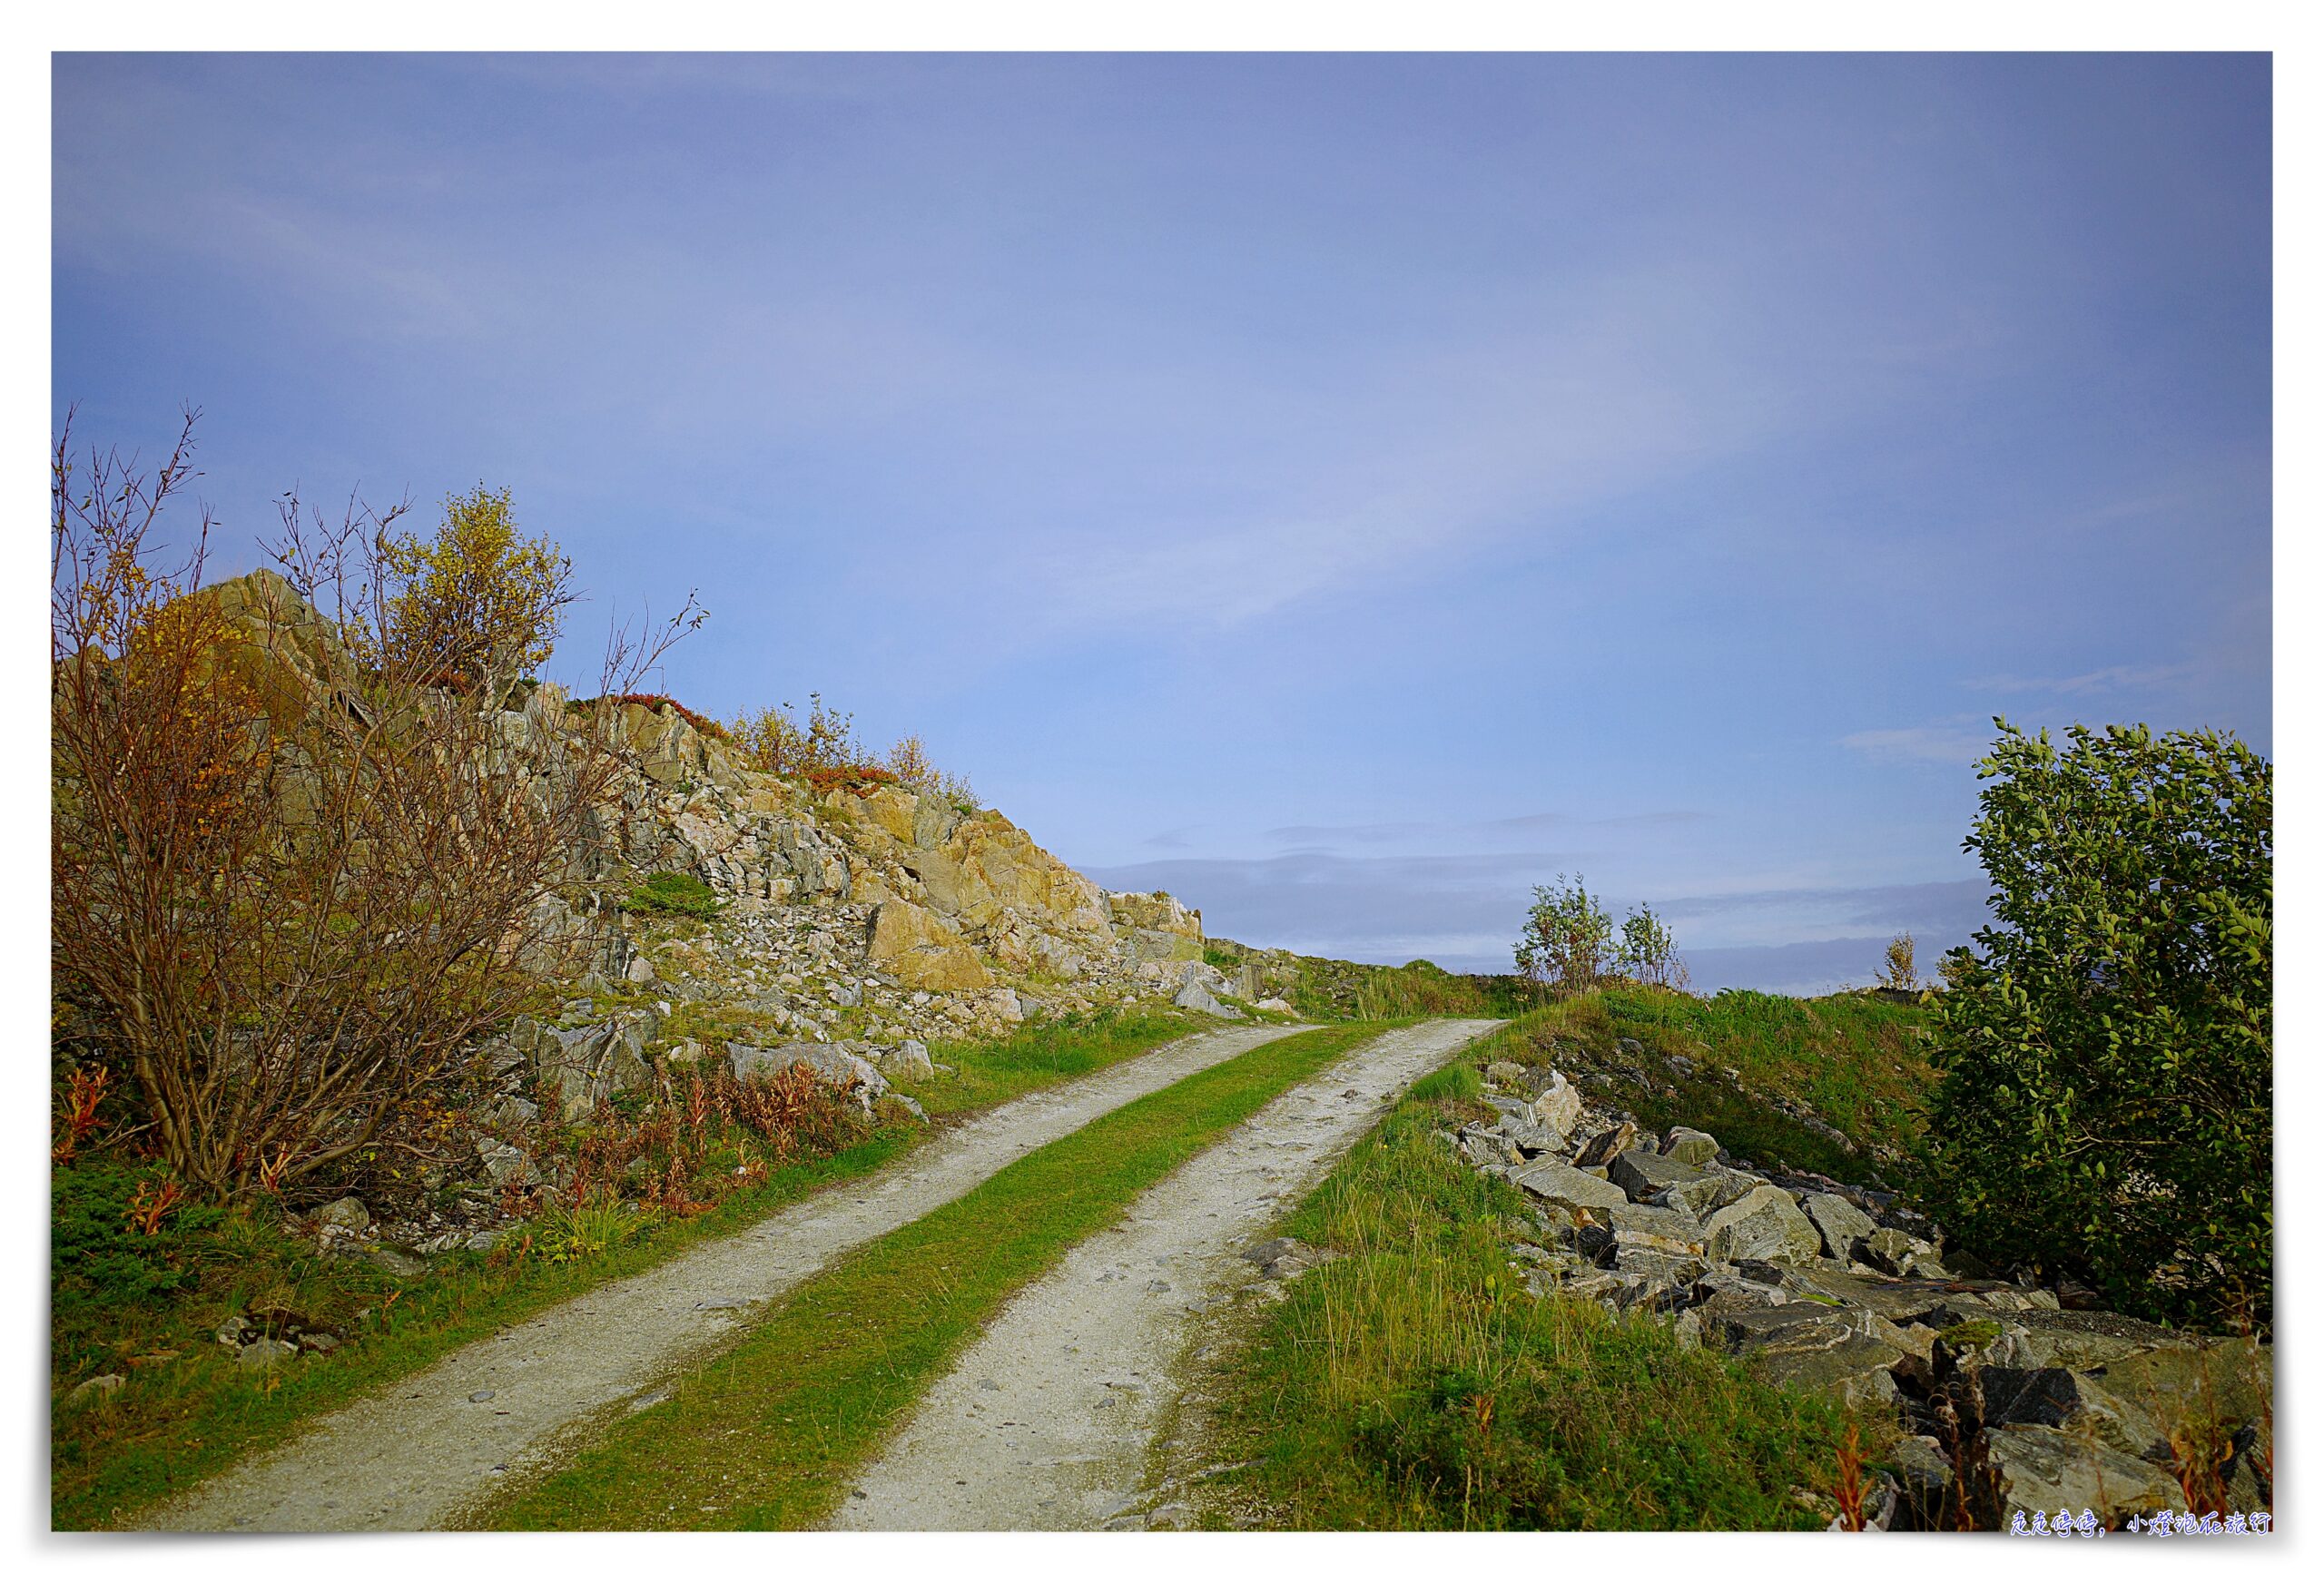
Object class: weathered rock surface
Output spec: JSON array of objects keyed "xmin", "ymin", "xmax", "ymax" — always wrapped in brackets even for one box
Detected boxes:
[
  {"xmin": 1702, "ymin": 1185, "xmax": 1822, "ymax": 1265},
  {"xmin": 1436, "ymin": 1042, "xmax": 2271, "ymax": 1532}
]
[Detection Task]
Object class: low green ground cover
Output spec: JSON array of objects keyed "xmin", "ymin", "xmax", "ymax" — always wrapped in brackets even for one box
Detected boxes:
[
  {"xmin": 51, "ymin": 1007, "xmax": 1197, "ymax": 1529},
  {"xmin": 478, "ymin": 1021, "xmax": 1391, "ymax": 1530},
  {"xmin": 1484, "ymin": 987, "xmax": 1937, "ymax": 1182},
  {"xmin": 1197, "ymin": 1057, "xmax": 1850, "ymax": 1529}
]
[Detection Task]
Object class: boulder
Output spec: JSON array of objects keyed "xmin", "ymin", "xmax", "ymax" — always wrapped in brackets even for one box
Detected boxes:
[
  {"xmin": 66, "ymin": 1374, "xmax": 126, "ymax": 1406},
  {"xmin": 478, "ymin": 1139, "xmax": 532, "ymax": 1187},
  {"xmin": 1175, "ymin": 979, "xmax": 1241, "ymax": 1018},
  {"xmin": 1705, "ymin": 1303, "xmax": 1903, "ymax": 1409},
  {"xmin": 1610, "ymin": 1147, "xmax": 1707, "ymax": 1203},
  {"xmin": 874, "ymin": 1038, "xmax": 936, "ymax": 1080},
  {"xmin": 1606, "ymin": 1201, "xmax": 1708, "ymax": 1256},
  {"xmin": 314, "ymin": 1196, "xmax": 369, "ymax": 1234},
  {"xmin": 1703, "ymin": 1185, "xmax": 1824, "ymax": 1265},
  {"xmin": 729, "ymin": 1042, "xmax": 891, "ymax": 1109},
  {"xmin": 1857, "ymin": 1227, "xmax": 1919, "ymax": 1276},
  {"xmin": 1484, "ymin": 1061, "xmax": 1529, "ymax": 1090},
  {"xmin": 1801, "ymin": 1193, "xmax": 1878, "ymax": 1261},
  {"xmin": 1660, "ymin": 1126, "xmax": 1721, "ymax": 1165},
  {"xmin": 1656, "ymin": 1167, "xmax": 1766, "ymax": 1222},
  {"xmin": 1529, "ymin": 1070, "xmax": 1582, "ymax": 1142},
  {"xmin": 1983, "ymin": 1424, "xmax": 2181, "ymax": 1525},
  {"xmin": 239, "ymin": 1338, "xmax": 299, "ymax": 1371},
  {"xmin": 1572, "ymin": 1121, "xmax": 1636, "ymax": 1169},
  {"xmin": 1510, "ymin": 1160, "xmax": 1629, "ymax": 1214},
  {"xmin": 538, "ymin": 1013, "xmax": 658, "ymax": 1123}
]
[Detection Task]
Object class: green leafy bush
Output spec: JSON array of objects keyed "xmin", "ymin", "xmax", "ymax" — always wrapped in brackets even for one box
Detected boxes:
[
  {"xmin": 1926, "ymin": 721, "xmax": 2271, "ymax": 1330},
  {"xmin": 1514, "ymin": 874, "xmax": 1614, "ymax": 991},
  {"xmin": 625, "ymin": 870, "xmax": 721, "ymax": 920}
]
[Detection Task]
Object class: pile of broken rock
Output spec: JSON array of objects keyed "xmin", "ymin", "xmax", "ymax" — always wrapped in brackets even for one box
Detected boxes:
[{"xmin": 1451, "ymin": 1059, "xmax": 2273, "ymax": 1531}]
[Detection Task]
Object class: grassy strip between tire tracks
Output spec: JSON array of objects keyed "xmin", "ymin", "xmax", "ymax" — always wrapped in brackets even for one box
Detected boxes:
[
  {"xmin": 1192, "ymin": 1052, "xmax": 1848, "ymax": 1529},
  {"xmin": 477, "ymin": 1020, "xmax": 1398, "ymax": 1530},
  {"xmin": 57, "ymin": 1008, "xmax": 1201, "ymax": 1530}
]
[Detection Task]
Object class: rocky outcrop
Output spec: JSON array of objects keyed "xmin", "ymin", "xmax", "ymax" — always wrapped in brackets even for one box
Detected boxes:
[{"xmin": 1443, "ymin": 1062, "xmax": 2274, "ymax": 1531}]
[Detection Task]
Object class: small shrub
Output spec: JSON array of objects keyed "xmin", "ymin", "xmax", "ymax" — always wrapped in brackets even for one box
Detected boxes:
[
  {"xmin": 609, "ymin": 693, "xmax": 734, "ymax": 743},
  {"xmin": 1878, "ymin": 933, "xmax": 1918, "ymax": 992},
  {"xmin": 1514, "ymin": 874, "xmax": 1615, "ymax": 991},
  {"xmin": 1617, "ymin": 905, "xmax": 1689, "ymax": 990},
  {"xmin": 625, "ymin": 870, "xmax": 721, "ymax": 920}
]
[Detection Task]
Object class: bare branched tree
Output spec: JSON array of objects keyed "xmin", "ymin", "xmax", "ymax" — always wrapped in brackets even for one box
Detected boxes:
[{"xmin": 52, "ymin": 409, "xmax": 704, "ymax": 1199}]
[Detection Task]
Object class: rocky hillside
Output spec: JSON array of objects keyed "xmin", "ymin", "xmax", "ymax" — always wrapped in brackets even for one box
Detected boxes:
[
  {"xmin": 1452, "ymin": 1053, "xmax": 2272, "ymax": 1531},
  {"xmin": 204, "ymin": 568, "xmax": 1283, "ymax": 1148}
]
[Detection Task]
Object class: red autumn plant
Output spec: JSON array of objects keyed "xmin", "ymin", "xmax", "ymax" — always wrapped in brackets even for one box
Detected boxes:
[{"xmin": 51, "ymin": 408, "xmax": 704, "ymax": 1201}]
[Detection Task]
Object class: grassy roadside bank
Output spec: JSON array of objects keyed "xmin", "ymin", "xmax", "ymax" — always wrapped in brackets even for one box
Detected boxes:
[
  {"xmin": 54, "ymin": 1007, "xmax": 1198, "ymax": 1530},
  {"xmin": 477, "ymin": 1020, "xmax": 1396, "ymax": 1530},
  {"xmin": 1190, "ymin": 1050, "xmax": 1851, "ymax": 1529}
]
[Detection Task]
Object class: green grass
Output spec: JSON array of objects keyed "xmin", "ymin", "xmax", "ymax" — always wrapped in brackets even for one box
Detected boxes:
[
  {"xmin": 1196, "ymin": 1067, "xmax": 1850, "ymax": 1529},
  {"xmin": 1476, "ymin": 986, "xmax": 1938, "ymax": 1182},
  {"xmin": 477, "ymin": 1021, "xmax": 1393, "ymax": 1530},
  {"xmin": 916, "ymin": 1005, "xmax": 1196, "ymax": 1117},
  {"xmin": 623, "ymin": 870, "xmax": 722, "ymax": 919},
  {"xmin": 51, "ymin": 1006, "xmax": 1198, "ymax": 1530}
]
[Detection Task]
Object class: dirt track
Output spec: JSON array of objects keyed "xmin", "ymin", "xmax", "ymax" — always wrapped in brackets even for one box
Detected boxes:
[
  {"xmin": 143, "ymin": 1023, "xmax": 1308, "ymax": 1532},
  {"xmin": 828, "ymin": 1018, "xmax": 1502, "ymax": 1531}
]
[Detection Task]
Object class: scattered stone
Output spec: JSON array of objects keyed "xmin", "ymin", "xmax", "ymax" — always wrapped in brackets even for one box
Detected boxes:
[
  {"xmin": 1702, "ymin": 1185, "xmax": 1823, "ymax": 1265},
  {"xmin": 1984, "ymin": 1423, "xmax": 2181, "ymax": 1524},
  {"xmin": 1571, "ymin": 1121, "xmax": 1636, "ymax": 1169},
  {"xmin": 66, "ymin": 1374, "xmax": 125, "ymax": 1405},
  {"xmin": 875, "ymin": 1038, "xmax": 936, "ymax": 1080},
  {"xmin": 1800, "ymin": 1193, "xmax": 1878, "ymax": 1261},
  {"xmin": 1509, "ymin": 1160, "xmax": 1629, "ymax": 1214},
  {"xmin": 1660, "ymin": 1126, "xmax": 1721, "ymax": 1165},
  {"xmin": 239, "ymin": 1337, "xmax": 298, "ymax": 1371},
  {"xmin": 1529, "ymin": 1070, "xmax": 1583, "ymax": 1141},
  {"xmin": 469, "ymin": 1390, "xmax": 497, "ymax": 1402},
  {"xmin": 357, "ymin": 1244, "xmax": 429, "ymax": 1280},
  {"xmin": 314, "ymin": 1196, "xmax": 370, "ymax": 1234},
  {"xmin": 1610, "ymin": 1147, "xmax": 1707, "ymax": 1203},
  {"xmin": 1484, "ymin": 1061, "xmax": 1529, "ymax": 1090}
]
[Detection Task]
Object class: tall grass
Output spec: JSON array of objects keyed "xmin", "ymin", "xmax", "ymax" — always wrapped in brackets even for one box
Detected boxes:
[{"xmin": 1201, "ymin": 1073, "xmax": 1848, "ymax": 1528}]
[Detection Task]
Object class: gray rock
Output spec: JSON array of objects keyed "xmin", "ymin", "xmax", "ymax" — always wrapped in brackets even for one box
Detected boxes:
[
  {"xmin": 1510, "ymin": 1160, "xmax": 1630, "ymax": 1214},
  {"xmin": 1801, "ymin": 1193, "xmax": 1877, "ymax": 1261},
  {"xmin": 1610, "ymin": 1147, "xmax": 1707, "ymax": 1203},
  {"xmin": 1701, "ymin": 1303, "xmax": 1901, "ymax": 1409},
  {"xmin": 1484, "ymin": 1061, "xmax": 1530, "ymax": 1090},
  {"xmin": 1607, "ymin": 1202, "xmax": 1708, "ymax": 1256},
  {"xmin": 1572, "ymin": 1121, "xmax": 1636, "ymax": 1169},
  {"xmin": 1174, "ymin": 980, "xmax": 1240, "ymax": 1018},
  {"xmin": 314, "ymin": 1196, "xmax": 369, "ymax": 1234},
  {"xmin": 66, "ymin": 1373, "xmax": 126, "ymax": 1405},
  {"xmin": 1857, "ymin": 1227, "xmax": 1919, "ymax": 1276},
  {"xmin": 1660, "ymin": 1126, "xmax": 1721, "ymax": 1165},
  {"xmin": 874, "ymin": 1038, "xmax": 936, "ymax": 1080},
  {"xmin": 1703, "ymin": 1185, "xmax": 1824, "ymax": 1265},
  {"xmin": 1529, "ymin": 1070, "xmax": 1582, "ymax": 1141},
  {"xmin": 478, "ymin": 1139, "xmax": 532, "ymax": 1187},
  {"xmin": 1654, "ymin": 1167, "xmax": 1766, "ymax": 1222},
  {"xmin": 539, "ymin": 1013, "xmax": 659, "ymax": 1122},
  {"xmin": 239, "ymin": 1337, "xmax": 299, "ymax": 1370},
  {"xmin": 358, "ymin": 1244, "xmax": 429, "ymax": 1280},
  {"xmin": 1977, "ymin": 1365, "xmax": 2083, "ymax": 1429},
  {"xmin": 1983, "ymin": 1424, "xmax": 2180, "ymax": 1524},
  {"xmin": 729, "ymin": 1043, "xmax": 890, "ymax": 1108}
]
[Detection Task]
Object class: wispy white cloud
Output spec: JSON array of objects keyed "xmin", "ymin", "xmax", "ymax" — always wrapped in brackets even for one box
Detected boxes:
[
  {"xmin": 1967, "ymin": 663, "xmax": 2193, "ymax": 696},
  {"xmin": 1840, "ymin": 723, "xmax": 1993, "ymax": 764}
]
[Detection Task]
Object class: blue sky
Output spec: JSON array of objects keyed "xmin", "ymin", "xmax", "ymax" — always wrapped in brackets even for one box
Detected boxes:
[{"xmin": 52, "ymin": 53, "xmax": 2271, "ymax": 990}]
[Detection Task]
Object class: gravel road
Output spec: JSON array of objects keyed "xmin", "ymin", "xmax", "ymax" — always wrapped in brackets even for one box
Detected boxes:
[
  {"xmin": 828, "ymin": 1018, "xmax": 1502, "ymax": 1531},
  {"xmin": 143, "ymin": 1022, "xmax": 1309, "ymax": 1532}
]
